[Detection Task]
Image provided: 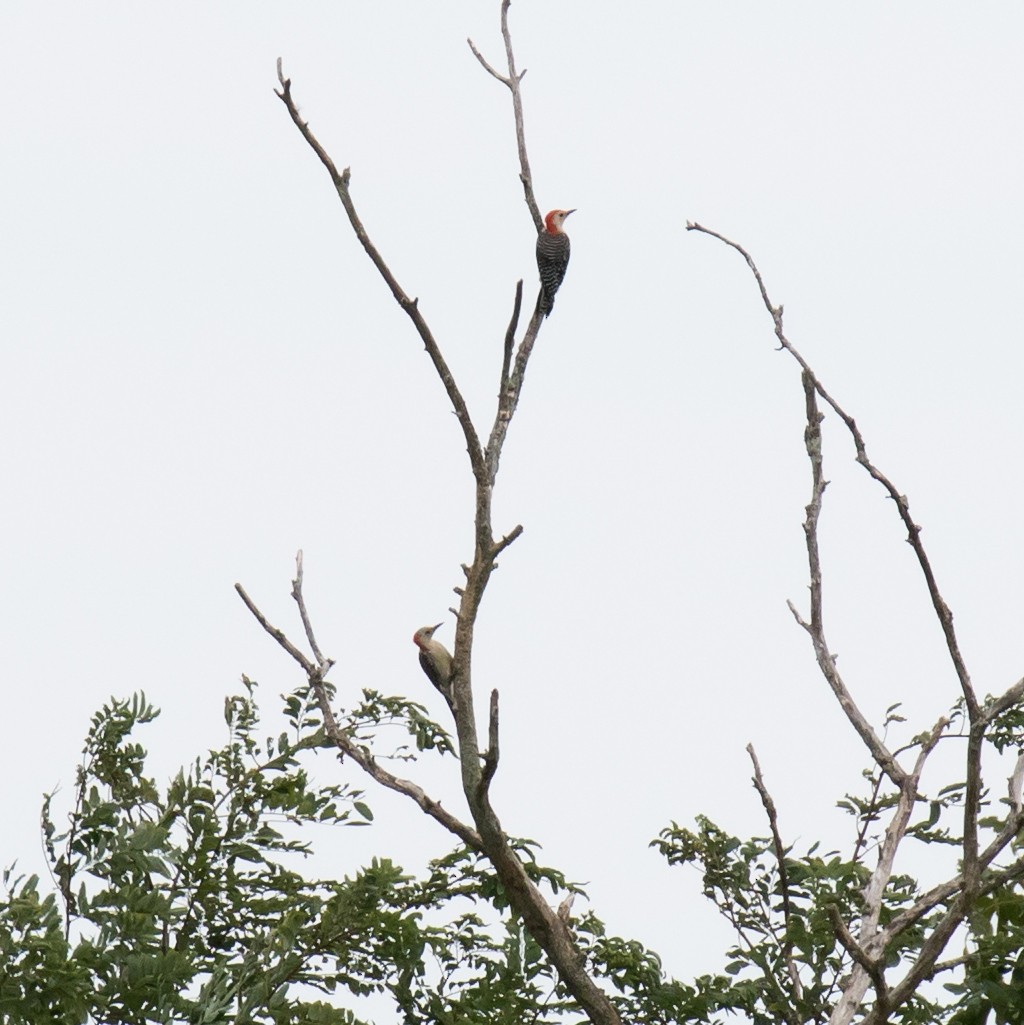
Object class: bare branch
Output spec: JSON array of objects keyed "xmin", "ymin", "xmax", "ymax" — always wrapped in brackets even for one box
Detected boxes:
[
  {"xmin": 1010, "ymin": 751, "xmax": 1024, "ymax": 813},
  {"xmin": 786, "ymin": 371, "xmax": 906, "ymax": 788},
  {"xmin": 789, "ymin": 598, "xmax": 904, "ymax": 787},
  {"xmin": 962, "ymin": 725, "xmax": 985, "ymax": 902},
  {"xmin": 500, "ymin": 279, "xmax": 524, "ymax": 392},
  {"xmin": 466, "ymin": 38, "xmax": 508, "ymax": 84},
  {"xmin": 274, "ymin": 58, "xmax": 345, "ymax": 184},
  {"xmin": 276, "ymin": 14, "xmax": 620, "ymax": 1020},
  {"xmin": 828, "ymin": 905, "xmax": 885, "ymax": 997},
  {"xmin": 487, "ymin": 306, "xmax": 545, "ymax": 482},
  {"xmin": 684, "ymin": 210, "xmax": 1024, "ymax": 1025},
  {"xmin": 309, "ymin": 676, "xmax": 482, "ymax": 850},
  {"xmin": 927, "ymin": 953, "xmax": 972, "ymax": 979},
  {"xmin": 275, "ymin": 60, "xmax": 486, "ymax": 483},
  {"xmin": 468, "ymin": 0, "xmax": 541, "ymax": 230},
  {"xmin": 446, "ymin": 19, "xmax": 617, "ymax": 1020},
  {"xmin": 982, "ymin": 675, "xmax": 1024, "ymax": 724},
  {"xmin": 874, "ymin": 825, "xmax": 1024, "ymax": 953},
  {"xmin": 687, "ymin": 218, "xmax": 1024, "ymax": 1024},
  {"xmin": 466, "ymin": 1, "xmax": 553, "ymax": 485},
  {"xmin": 291, "ymin": 549, "xmax": 333, "ymax": 673},
  {"xmin": 236, "ymin": 579, "xmax": 483, "ymax": 850},
  {"xmin": 850, "ymin": 769, "xmax": 885, "ymax": 868},
  {"xmin": 747, "ymin": 745, "xmax": 802, "ymax": 1007},
  {"xmin": 493, "ymin": 524, "xmax": 524, "ymax": 559},
  {"xmin": 689, "ymin": 232, "xmax": 1016, "ymax": 1009},
  {"xmin": 688, "ymin": 220, "xmax": 979, "ymax": 722},
  {"xmin": 480, "ymin": 689, "xmax": 500, "ymax": 796},
  {"xmin": 235, "ymin": 582, "xmax": 315, "ymax": 675}
]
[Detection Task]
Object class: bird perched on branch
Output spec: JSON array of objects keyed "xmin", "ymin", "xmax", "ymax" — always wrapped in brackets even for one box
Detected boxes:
[
  {"xmin": 413, "ymin": 623, "xmax": 452, "ymax": 695},
  {"xmin": 536, "ymin": 208, "xmax": 575, "ymax": 316}
]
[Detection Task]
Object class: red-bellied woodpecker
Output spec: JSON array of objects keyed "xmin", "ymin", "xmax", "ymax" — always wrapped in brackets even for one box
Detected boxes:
[
  {"xmin": 536, "ymin": 208, "xmax": 575, "ymax": 317},
  {"xmin": 412, "ymin": 623, "xmax": 452, "ymax": 694}
]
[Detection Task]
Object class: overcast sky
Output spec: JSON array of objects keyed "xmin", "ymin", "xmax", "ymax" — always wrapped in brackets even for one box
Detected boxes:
[{"xmin": 3, "ymin": 1, "xmax": 1023, "ymax": 1011}]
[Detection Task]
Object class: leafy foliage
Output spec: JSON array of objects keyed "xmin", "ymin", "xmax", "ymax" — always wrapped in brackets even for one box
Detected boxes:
[
  {"xmin": 0, "ymin": 688, "xmax": 673, "ymax": 1024},
  {"xmin": 0, "ymin": 689, "xmax": 562, "ymax": 1023},
  {"xmin": 5, "ymin": 682, "xmax": 1024, "ymax": 1024},
  {"xmin": 648, "ymin": 699, "xmax": 1024, "ymax": 1025}
]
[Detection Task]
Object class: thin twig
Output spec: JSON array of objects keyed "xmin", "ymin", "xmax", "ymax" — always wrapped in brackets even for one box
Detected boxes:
[
  {"xmin": 291, "ymin": 549, "xmax": 333, "ymax": 673},
  {"xmin": 480, "ymin": 689, "xmax": 500, "ymax": 796},
  {"xmin": 747, "ymin": 745, "xmax": 802, "ymax": 1008},
  {"xmin": 850, "ymin": 770, "xmax": 885, "ymax": 868},
  {"xmin": 828, "ymin": 905, "xmax": 881, "ymax": 988},
  {"xmin": 235, "ymin": 582, "xmax": 315, "ymax": 675},
  {"xmin": 926, "ymin": 954, "xmax": 972, "ymax": 979},
  {"xmin": 466, "ymin": 38, "xmax": 508, "ymax": 84},
  {"xmin": 787, "ymin": 371, "xmax": 906, "ymax": 788},
  {"xmin": 468, "ymin": 0, "xmax": 541, "ymax": 231},
  {"xmin": 500, "ymin": 280, "xmax": 524, "ymax": 393}
]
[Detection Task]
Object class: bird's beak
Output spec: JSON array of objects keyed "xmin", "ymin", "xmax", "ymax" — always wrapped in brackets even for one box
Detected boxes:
[
  {"xmin": 433, "ymin": 622, "xmax": 444, "ymax": 632},
  {"xmin": 565, "ymin": 208, "xmax": 577, "ymax": 217}
]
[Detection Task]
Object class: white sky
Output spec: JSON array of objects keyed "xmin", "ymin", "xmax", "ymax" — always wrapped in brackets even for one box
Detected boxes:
[{"xmin": 3, "ymin": 0, "xmax": 1024, "ymax": 1010}]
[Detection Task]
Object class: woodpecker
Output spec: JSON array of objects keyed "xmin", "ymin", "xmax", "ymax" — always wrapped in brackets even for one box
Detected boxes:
[
  {"xmin": 536, "ymin": 208, "xmax": 575, "ymax": 316},
  {"xmin": 412, "ymin": 623, "xmax": 452, "ymax": 695}
]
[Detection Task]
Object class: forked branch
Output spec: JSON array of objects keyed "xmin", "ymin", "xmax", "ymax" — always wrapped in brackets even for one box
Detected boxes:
[
  {"xmin": 272, "ymin": 6, "xmax": 619, "ymax": 1022},
  {"xmin": 235, "ymin": 572, "xmax": 482, "ymax": 851},
  {"xmin": 467, "ymin": 0, "xmax": 542, "ymax": 231},
  {"xmin": 692, "ymin": 221, "xmax": 1024, "ymax": 1025}
]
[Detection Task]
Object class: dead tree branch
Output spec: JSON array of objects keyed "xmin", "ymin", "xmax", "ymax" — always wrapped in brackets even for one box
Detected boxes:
[
  {"xmin": 272, "ymin": 6, "xmax": 617, "ymax": 1022},
  {"xmin": 480, "ymin": 689, "xmax": 500, "ymax": 797},
  {"xmin": 692, "ymin": 221, "xmax": 1024, "ymax": 1025},
  {"xmin": 450, "ymin": 33, "xmax": 613, "ymax": 1025},
  {"xmin": 500, "ymin": 279, "xmax": 524, "ymax": 392},
  {"xmin": 747, "ymin": 745, "xmax": 802, "ymax": 1007},
  {"xmin": 235, "ymin": 577, "xmax": 482, "ymax": 851},
  {"xmin": 468, "ymin": 0, "xmax": 542, "ymax": 231},
  {"xmin": 469, "ymin": 1, "xmax": 557, "ymax": 480},
  {"xmin": 688, "ymin": 220, "xmax": 978, "ymax": 723},
  {"xmin": 291, "ymin": 549, "xmax": 332, "ymax": 672},
  {"xmin": 785, "ymin": 370, "xmax": 906, "ymax": 789}
]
